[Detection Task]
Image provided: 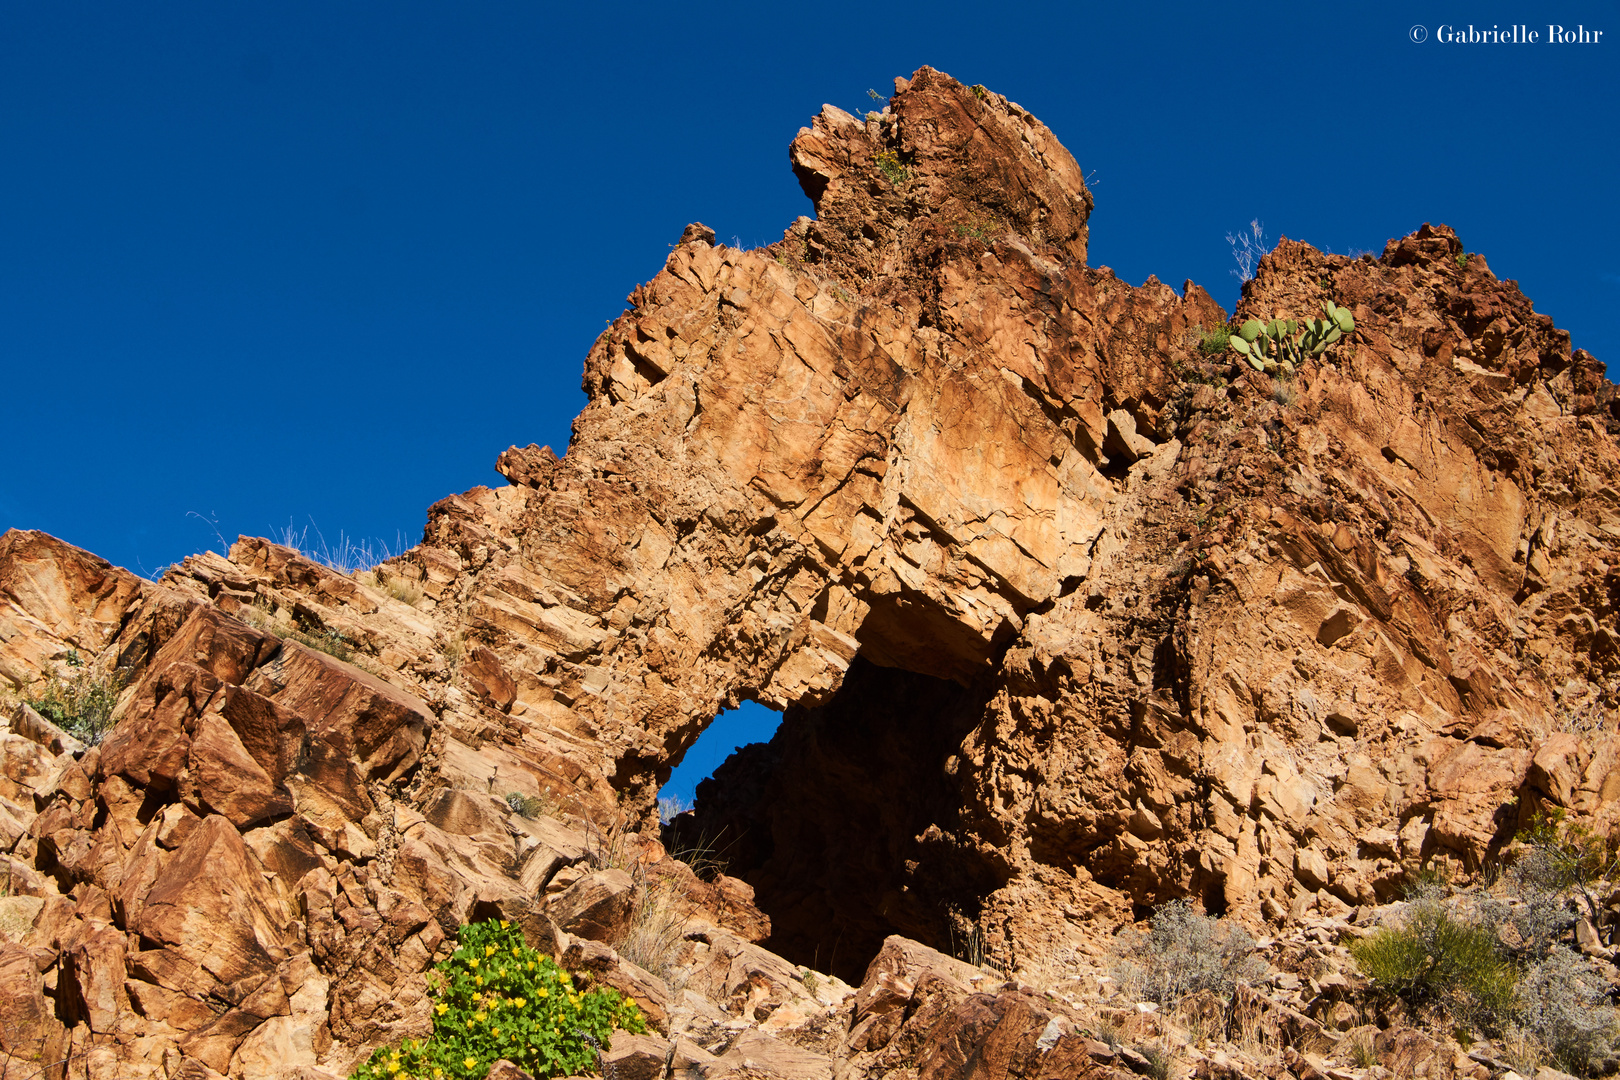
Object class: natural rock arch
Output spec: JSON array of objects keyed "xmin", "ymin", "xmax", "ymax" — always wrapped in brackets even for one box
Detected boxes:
[{"xmin": 3, "ymin": 64, "xmax": 1618, "ymax": 1077}]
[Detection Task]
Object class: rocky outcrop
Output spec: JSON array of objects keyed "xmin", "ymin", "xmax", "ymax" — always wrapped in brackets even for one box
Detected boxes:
[
  {"xmin": 1, "ymin": 64, "xmax": 1618, "ymax": 1079},
  {"xmin": 683, "ymin": 215, "xmax": 1620, "ymax": 974}
]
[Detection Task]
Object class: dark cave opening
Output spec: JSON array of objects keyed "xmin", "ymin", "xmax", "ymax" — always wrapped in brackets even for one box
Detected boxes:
[{"xmin": 668, "ymin": 655, "xmax": 1006, "ymax": 983}]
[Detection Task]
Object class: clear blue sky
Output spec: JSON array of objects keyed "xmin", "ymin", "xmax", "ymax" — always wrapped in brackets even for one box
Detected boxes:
[
  {"xmin": 661, "ymin": 702, "xmax": 780, "ymax": 810},
  {"xmin": 4, "ymin": 3, "xmax": 1615, "ymax": 797}
]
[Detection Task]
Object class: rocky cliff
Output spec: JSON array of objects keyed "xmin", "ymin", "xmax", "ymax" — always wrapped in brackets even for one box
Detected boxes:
[{"xmin": 1, "ymin": 65, "xmax": 1617, "ymax": 1080}]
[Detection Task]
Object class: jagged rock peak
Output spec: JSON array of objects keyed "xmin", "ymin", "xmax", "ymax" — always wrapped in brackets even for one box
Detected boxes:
[{"xmin": 786, "ymin": 65, "xmax": 1092, "ymax": 283}]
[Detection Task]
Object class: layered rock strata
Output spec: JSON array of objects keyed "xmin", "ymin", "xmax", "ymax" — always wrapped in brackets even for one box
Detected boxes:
[{"xmin": 0, "ymin": 65, "xmax": 1617, "ymax": 1078}]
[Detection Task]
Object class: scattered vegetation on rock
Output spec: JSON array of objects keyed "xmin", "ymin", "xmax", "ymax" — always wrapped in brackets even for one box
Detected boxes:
[
  {"xmin": 3, "ymin": 65, "xmax": 1620, "ymax": 1080},
  {"xmin": 1112, "ymin": 900, "xmax": 1266, "ymax": 1006},
  {"xmin": 874, "ymin": 148, "xmax": 909, "ymax": 184},
  {"xmin": 1196, "ymin": 323, "xmax": 1232, "ymax": 357},
  {"xmin": 1515, "ymin": 808, "xmax": 1620, "ymax": 919},
  {"xmin": 1349, "ymin": 893, "xmax": 1517, "ymax": 1029},
  {"xmin": 1348, "ymin": 815, "xmax": 1620, "ymax": 1075},
  {"xmin": 614, "ymin": 879, "xmax": 689, "ymax": 980},
  {"xmin": 349, "ymin": 920, "xmax": 646, "ymax": 1080},
  {"xmin": 24, "ymin": 651, "xmax": 123, "ymax": 745}
]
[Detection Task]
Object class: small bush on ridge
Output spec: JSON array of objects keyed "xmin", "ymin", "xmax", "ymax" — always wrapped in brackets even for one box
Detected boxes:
[
  {"xmin": 26, "ymin": 653, "xmax": 125, "ymax": 746},
  {"xmin": 350, "ymin": 919, "xmax": 645, "ymax": 1080},
  {"xmin": 504, "ymin": 792, "xmax": 549, "ymax": 820},
  {"xmin": 1197, "ymin": 324, "xmax": 1231, "ymax": 356},
  {"xmin": 1476, "ymin": 861, "xmax": 1571, "ymax": 960}
]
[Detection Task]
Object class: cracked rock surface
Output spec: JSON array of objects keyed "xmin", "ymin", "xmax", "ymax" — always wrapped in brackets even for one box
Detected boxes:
[{"xmin": 2, "ymin": 65, "xmax": 1619, "ymax": 1079}]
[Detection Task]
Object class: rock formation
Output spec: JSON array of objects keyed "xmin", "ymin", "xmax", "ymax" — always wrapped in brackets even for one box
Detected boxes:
[{"xmin": 2, "ymin": 65, "xmax": 1618, "ymax": 1080}]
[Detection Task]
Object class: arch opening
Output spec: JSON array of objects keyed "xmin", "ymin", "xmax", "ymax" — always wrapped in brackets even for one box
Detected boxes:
[
  {"xmin": 656, "ymin": 700, "xmax": 782, "ymax": 820},
  {"xmin": 667, "ymin": 655, "xmax": 1005, "ymax": 983}
]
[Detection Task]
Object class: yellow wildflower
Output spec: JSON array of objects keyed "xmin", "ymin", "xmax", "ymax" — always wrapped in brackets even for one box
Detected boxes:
[
  {"xmin": 499, "ymin": 919, "xmax": 509, "ymax": 928},
  {"xmin": 537, "ymin": 988, "xmax": 548, "ymax": 998},
  {"xmin": 468, "ymin": 958, "xmax": 479, "ymax": 969},
  {"xmin": 485, "ymin": 945, "xmax": 497, "ymax": 956},
  {"xmin": 463, "ymin": 1058, "xmax": 477, "ymax": 1071},
  {"xmin": 435, "ymin": 1003, "xmax": 447, "ymax": 1015},
  {"xmin": 512, "ymin": 997, "xmax": 526, "ymax": 1009}
]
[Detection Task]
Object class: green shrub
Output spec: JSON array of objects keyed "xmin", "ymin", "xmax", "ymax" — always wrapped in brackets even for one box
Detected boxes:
[
  {"xmin": 1346, "ymin": 1028, "xmax": 1379, "ymax": 1068},
  {"xmin": 350, "ymin": 920, "xmax": 646, "ymax": 1080},
  {"xmin": 26, "ymin": 653, "xmax": 124, "ymax": 746},
  {"xmin": 1139, "ymin": 1042, "xmax": 1173, "ymax": 1080},
  {"xmin": 1349, "ymin": 899, "xmax": 1516, "ymax": 1030},
  {"xmin": 504, "ymin": 792, "xmax": 548, "ymax": 820},
  {"xmin": 1197, "ymin": 324, "xmax": 1232, "ymax": 356}
]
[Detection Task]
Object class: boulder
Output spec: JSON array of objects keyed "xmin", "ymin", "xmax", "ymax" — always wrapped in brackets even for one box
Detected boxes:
[
  {"xmin": 713, "ymin": 1029, "xmax": 833, "ymax": 1080},
  {"xmin": 560, "ymin": 936, "xmax": 671, "ymax": 1035},
  {"xmin": 546, "ymin": 868, "xmax": 636, "ymax": 943},
  {"xmin": 602, "ymin": 1031, "xmax": 672, "ymax": 1080}
]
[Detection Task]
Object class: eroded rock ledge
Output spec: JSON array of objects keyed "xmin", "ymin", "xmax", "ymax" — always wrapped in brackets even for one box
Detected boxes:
[{"xmin": 1, "ymin": 65, "xmax": 1618, "ymax": 1079}]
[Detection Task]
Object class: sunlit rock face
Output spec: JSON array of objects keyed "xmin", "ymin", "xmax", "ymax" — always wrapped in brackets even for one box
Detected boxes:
[{"xmin": 2, "ymin": 65, "xmax": 1618, "ymax": 1078}]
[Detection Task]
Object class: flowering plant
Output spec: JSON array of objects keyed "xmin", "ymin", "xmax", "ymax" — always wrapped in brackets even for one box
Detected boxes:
[{"xmin": 351, "ymin": 919, "xmax": 646, "ymax": 1079}]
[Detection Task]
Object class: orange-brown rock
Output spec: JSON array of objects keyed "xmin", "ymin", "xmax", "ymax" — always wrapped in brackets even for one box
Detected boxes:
[{"xmin": 0, "ymin": 64, "xmax": 1617, "ymax": 1079}]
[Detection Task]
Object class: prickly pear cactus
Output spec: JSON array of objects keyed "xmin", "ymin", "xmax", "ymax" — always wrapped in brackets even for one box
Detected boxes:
[{"xmin": 1228, "ymin": 300, "xmax": 1355, "ymax": 374}]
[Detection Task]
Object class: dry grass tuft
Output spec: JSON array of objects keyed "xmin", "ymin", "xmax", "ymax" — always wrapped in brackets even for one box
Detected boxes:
[{"xmin": 615, "ymin": 879, "xmax": 691, "ymax": 981}]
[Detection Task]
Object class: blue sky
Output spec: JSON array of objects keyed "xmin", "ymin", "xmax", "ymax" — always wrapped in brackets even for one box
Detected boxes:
[{"xmin": 4, "ymin": 3, "xmax": 1615, "ymax": 800}]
